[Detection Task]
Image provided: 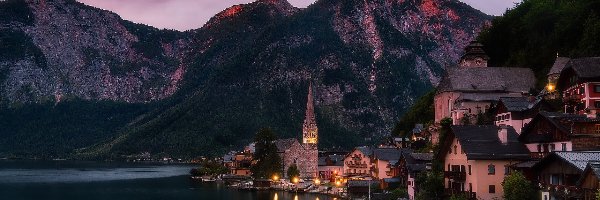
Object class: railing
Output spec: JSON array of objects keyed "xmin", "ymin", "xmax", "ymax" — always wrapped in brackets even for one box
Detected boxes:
[
  {"xmin": 530, "ymin": 152, "xmax": 549, "ymax": 159},
  {"xmin": 563, "ymin": 94, "xmax": 584, "ymax": 103},
  {"xmin": 444, "ymin": 189, "xmax": 476, "ymax": 199},
  {"xmin": 345, "ymin": 173, "xmax": 370, "ymax": 177},
  {"xmin": 444, "ymin": 171, "xmax": 466, "ymax": 181},
  {"xmin": 346, "ymin": 163, "xmax": 368, "ymax": 168}
]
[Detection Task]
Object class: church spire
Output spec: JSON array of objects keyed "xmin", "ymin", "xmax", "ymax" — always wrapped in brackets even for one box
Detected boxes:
[{"xmin": 303, "ymin": 82, "xmax": 318, "ymax": 144}]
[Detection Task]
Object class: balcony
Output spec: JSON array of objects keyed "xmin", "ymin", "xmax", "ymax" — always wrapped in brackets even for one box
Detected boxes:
[
  {"xmin": 563, "ymin": 94, "xmax": 584, "ymax": 104},
  {"xmin": 444, "ymin": 189, "xmax": 476, "ymax": 200},
  {"xmin": 347, "ymin": 163, "xmax": 368, "ymax": 168},
  {"xmin": 530, "ymin": 152, "xmax": 549, "ymax": 159},
  {"xmin": 444, "ymin": 171, "xmax": 466, "ymax": 181}
]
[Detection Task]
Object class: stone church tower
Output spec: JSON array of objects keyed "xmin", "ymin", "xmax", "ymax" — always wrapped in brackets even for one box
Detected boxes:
[
  {"xmin": 299, "ymin": 83, "xmax": 318, "ymax": 178},
  {"xmin": 458, "ymin": 41, "xmax": 489, "ymax": 68}
]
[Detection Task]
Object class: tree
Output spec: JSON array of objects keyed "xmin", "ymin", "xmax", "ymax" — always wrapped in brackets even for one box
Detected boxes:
[
  {"xmin": 415, "ymin": 171, "xmax": 444, "ymax": 200},
  {"xmin": 596, "ymin": 189, "xmax": 600, "ymax": 200},
  {"xmin": 250, "ymin": 127, "xmax": 282, "ymax": 179},
  {"xmin": 503, "ymin": 171, "xmax": 536, "ymax": 200},
  {"xmin": 287, "ymin": 164, "xmax": 300, "ymax": 180}
]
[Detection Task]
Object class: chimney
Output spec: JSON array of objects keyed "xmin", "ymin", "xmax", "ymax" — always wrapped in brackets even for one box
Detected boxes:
[{"xmin": 498, "ymin": 125, "xmax": 509, "ymax": 145}]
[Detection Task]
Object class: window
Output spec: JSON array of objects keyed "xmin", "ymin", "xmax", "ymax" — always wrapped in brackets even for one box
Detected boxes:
[
  {"xmin": 504, "ymin": 166, "xmax": 510, "ymax": 175},
  {"xmin": 580, "ymin": 87, "xmax": 585, "ymax": 94},
  {"xmin": 596, "ymin": 125, "xmax": 600, "ymax": 134},
  {"xmin": 595, "ymin": 101, "xmax": 600, "ymax": 108},
  {"xmin": 562, "ymin": 143, "xmax": 567, "ymax": 151},
  {"xmin": 469, "ymin": 183, "xmax": 472, "ymax": 191},
  {"xmin": 468, "ymin": 165, "xmax": 472, "ymax": 175},
  {"xmin": 489, "ymin": 185, "xmax": 496, "ymax": 193},
  {"xmin": 550, "ymin": 144, "xmax": 556, "ymax": 152},
  {"xmin": 595, "ymin": 85, "xmax": 600, "ymax": 93},
  {"xmin": 454, "ymin": 145, "xmax": 457, "ymax": 155},
  {"xmin": 488, "ymin": 164, "xmax": 495, "ymax": 175}
]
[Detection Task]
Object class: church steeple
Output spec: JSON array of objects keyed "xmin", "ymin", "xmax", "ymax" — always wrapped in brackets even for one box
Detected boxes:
[{"xmin": 302, "ymin": 83, "xmax": 318, "ymax": 144}]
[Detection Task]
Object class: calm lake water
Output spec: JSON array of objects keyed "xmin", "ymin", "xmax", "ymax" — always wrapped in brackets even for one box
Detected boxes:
[{"xmin": 0, "ymin": 160, "xmax": 335, "ymax": 200}]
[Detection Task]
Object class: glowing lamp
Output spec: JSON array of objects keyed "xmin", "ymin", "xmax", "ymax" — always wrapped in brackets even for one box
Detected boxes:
[
  {"xmin": 546, "ymin": 83, "xmax": 556, "ymax": 92},
  {"xmin": 292, "ymin": 177, "xmax": 299, "ymax": 184},
  {"xmin": 314, "ymin": 179, "xmax": 321, "ymax": 185},
  {"xmin": 272, "ymin": 175, "xmax": 279, "ymax": 181}
]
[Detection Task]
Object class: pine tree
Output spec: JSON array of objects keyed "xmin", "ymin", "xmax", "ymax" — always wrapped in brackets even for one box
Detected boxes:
[{"xmin": 250, "ymin": 127, "xmax": 282, "ymax": 179}]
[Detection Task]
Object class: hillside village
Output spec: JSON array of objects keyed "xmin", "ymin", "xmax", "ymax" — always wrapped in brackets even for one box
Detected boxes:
[{"xmin": 211, "ymin": 42, "xmax": 600, "ymax": 200}]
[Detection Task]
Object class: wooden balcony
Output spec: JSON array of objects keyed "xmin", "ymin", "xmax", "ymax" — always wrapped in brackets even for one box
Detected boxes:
[
  {"xmin": 347, "ymin": 163, "xmax": 368, "ymax": 168},
  {"xmin": 444, "ymin": 189, "xmax": 477, "ymax": 200},
  {"xmin": 444, "ymin": 171, "xmax": 466, "ymax": 181}
]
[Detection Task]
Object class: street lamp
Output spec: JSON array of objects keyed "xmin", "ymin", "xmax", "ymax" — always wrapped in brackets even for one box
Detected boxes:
[
  {"xmin": 314, "ymin": 178, "xmax": 321, "ymax": 185},
  {"xmin": 272, "ymin": 175, "xmax": 279, "ymax": 181}
]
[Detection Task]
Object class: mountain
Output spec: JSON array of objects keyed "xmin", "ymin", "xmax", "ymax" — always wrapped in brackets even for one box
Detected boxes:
[
  {"xmin": 478, "ymin": 0, "xmax": 600, "ymax": 87},
  {"xmin": 0, "ymin": 0, "xmax": 490, "ymax": 158}
]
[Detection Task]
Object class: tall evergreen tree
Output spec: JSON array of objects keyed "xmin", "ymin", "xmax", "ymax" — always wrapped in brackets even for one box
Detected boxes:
[{"xmin": 250, "ymin": 127, "xmax": 282, "ymax": 178}]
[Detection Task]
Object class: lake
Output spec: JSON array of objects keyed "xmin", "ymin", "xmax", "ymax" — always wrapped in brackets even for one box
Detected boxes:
[{"xmin": 0, "ymin": 160, "xmax": 336, "ymax": 200}]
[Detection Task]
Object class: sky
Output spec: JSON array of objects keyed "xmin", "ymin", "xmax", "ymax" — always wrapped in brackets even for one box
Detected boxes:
[{"xmin": 77, "ymin": 0, "xmax": 522, "ymax": 31}]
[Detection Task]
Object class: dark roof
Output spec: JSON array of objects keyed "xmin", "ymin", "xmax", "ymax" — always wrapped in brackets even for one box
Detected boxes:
[
  {"xmin": 410, "ymin": 153, "xmax": 434, "ymax": 161},
  {"xmin": 498, "ymin": 97, "xmax": 540, "ymax": 112},
  {"xmin": 274, "ymin": 138, "xmax": 298, "ymax": 152},
  {"xmin": 319, "ymin": 154, "xmax": 345, "ymax": 166},
  {"xmin": 534, "ymin": 152, "xmax": 600, "ymax": 172},
  {"xmin": 347, "ymin": 180, "xmax": 372, "ymax": 187},
  {"xmin": 548, "ymin": 57, "xmax": 571, "ymax": 75},
  {"xmin": 437, "ymin": 67, "xmax": 535, "ymax": 93},
  {"xmin": 383, "ymin": 178, "xmax": 401, "ymax": 183},
  {"xmin": 401, "ymin": 152, "xmax": 433, "ymax": 173},
  {"xmin": 579, "ymin": 161, "xmax": 600, "ymax": 185},
  {"xmin": 460, "ymin": 41, "xmax": 489, "ymax": 61},
  {"xmin": 567, "ymin": 57, "xmax": 600, "ymax": 79},
  {"xmin": 512, "ymin": 160, "xmax": 540, "ymax": 168},
  {"xmin": 355, "ymin": 146, "xmax": 373, "ymax": 156},
  {"xmin": 449, "ymin": 125, "xmax": 530, "ymax": 160},
  {"xmin": 519, "ymin": 111, "xmax": 600, "ymax": 142},
  {"xmin": 373, "ymin": 148, "xmax": 411, "ymax": 161}
]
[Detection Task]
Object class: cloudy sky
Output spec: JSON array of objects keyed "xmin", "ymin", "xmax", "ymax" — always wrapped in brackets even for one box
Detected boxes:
[{"xmin": 77, "ymin": 0, "xmax": 522, "ymax": 31}]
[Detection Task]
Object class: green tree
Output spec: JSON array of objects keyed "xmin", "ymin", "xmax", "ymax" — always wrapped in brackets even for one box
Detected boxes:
[
  {"xmin": 596, "ymin": 189, "xmax": 600, "ymax": 200},
  {"xmin": 250, "ymin": 127, "xmax": 282, "ymax": 179},
  {"xmin": 415, "ymin": 171, "xmax": 444, "ymax": 200},
  {"xmin": 449, "ymin": 193, "xmax": 468, "ymax": 200},
  {"xmin": 391, "ymin": 90, "xmax": 436, "ymax": 137},
  {"xmin": 389, "ymin": 188, "xmax": 408, "ymax": 199},
  {"xmin": 287, "ymin": 164, "xmax": 300, "ymax": 180},
  {"xmin": 503, "ymin": 171, "xmax": 535, "ymax": 200}
]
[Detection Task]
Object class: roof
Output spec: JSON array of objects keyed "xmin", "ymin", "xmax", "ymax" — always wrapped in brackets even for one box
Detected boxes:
[
  {"xmin": 274, "ymin": 138, "xmax": 299, "ymax": 152},
  {"xmin": 519, "ymin": 111, "xmax": 600, "ymax": 143},
  {"xmin": 512, "ymin": 160, "xmax": 540, "ymax": 168},
  {"xmin": 456, "ymin": 93, "xmax": 523, "ymax": 102},
  {"xmin": 347, "ymin": 180, "xmax": 372, "ymax": 187},
  {"xmin": 498, "ymin": 97, "xmax": 540, "ymax": 112},
  {"xmin": 579, "ymin": 161, "xmax": 600, "ymax": 185},
  {"xmin": 355, "ymin": 146, "xmax": 373, "ymax": 156},
  {"xmin": 448, "ymin": 125, "xmax": 530, "ymax": 160},
  {"xmin": 383, "ymin": 178, "xmax": 401, "ymax": 183},
  {"xmin": 437, "ymin": 67, "xmax": 535, "ymax": 93},
  {"xmin": 460, "ymin": 41, "xmax": 490, "ymax": 61},
  {"xmin": 566, "ymin": 57, "xmax": 600, "ymax": 79},
  {"xmin": 548, "ymin": 57, "xmax": 571, "ymax": 75},
  {"xmin": 372, "ymin": 148, "xmax": 411, "ymax": 161},
  {"xmin": 534, "ymin": 152, "xmax": 600, "ymax": 172},
  {"xmin": 554, "ymin": 152, "xmax": 600, "ymax": 171},
  {"xmin": 319, "ymin": 154, "xmax": 344, "ymax": 166},
  {"xmin": 410, "ymin": 153, "xmax": 434, "ymax": 161}
]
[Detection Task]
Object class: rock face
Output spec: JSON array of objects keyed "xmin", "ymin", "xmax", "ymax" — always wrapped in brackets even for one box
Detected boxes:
[
  {"xmin": 0, "ymin": 0, "xmax": 190, "ymax": 104},
  {"xmin": 0, "ymin": 0, "xmax": 491, "ymax": 157}
]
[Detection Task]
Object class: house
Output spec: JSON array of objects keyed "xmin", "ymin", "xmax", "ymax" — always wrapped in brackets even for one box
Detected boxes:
[
  {"xmin": 318, "ymin": 154, "xmax": 344, "ymax": 181},
  {"xmin": 223, "ymin": 150, "xmax": 253, "ymax": 176},
  {"xmin": 371, "ymin": 148, "xmax": 411, "ymax": 180},
  {"xmin": 434, "ymin": 42, "xmax": 536, "ymax": 124},
  {"xmin": 439, "ymin": 125, "xmax": 530, "ymax": 200},
  {"xmin": 557, "ymin": 57, "xmax": 600, "ymax": 115},
  {"xmin": 532, "ymin": 152, "xmax": 600, "ymax": 200},
  {"xmin": 579, "ymin": 161, "xmax": 600, "ymax": 200},
  {"xmin": 343, "ymin": 146, "xmax": 373, "ymax": 178},
  {"xmin": 396, "ymin": 152, "xmax": 434, "ymax": 200},
  {"xmin": 519, "ymin": 111, "xmax": 600, "ymax": 159},
  {"xmin": 494, "ymin": 97, "xmax": 549, "ymax": 134}
]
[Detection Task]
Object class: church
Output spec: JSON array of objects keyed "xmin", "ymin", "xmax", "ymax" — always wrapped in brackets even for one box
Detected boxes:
[{"xmin": 275, "ymin": 83, "xmax": 319, "ymax": 179}]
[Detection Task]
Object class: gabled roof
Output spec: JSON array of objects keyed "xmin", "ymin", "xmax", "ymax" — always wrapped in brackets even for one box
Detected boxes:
[
  {"xmin": 578, "ymin": 161, "xmax": 600, "ymax": 185},
  {"xmin": 372, "ymin": 148, "xmax": 412, "ymax": 162},
  {"xmin": 498, "ymin": 97, "xmax": 540, "ymax": 112},
  {"xmin": 534, "ymin": 152, "xmax": 600, "ymax": 172},
  {"xmin": 355, "ymin": 146, "xmax": 373, "ymax": 156},
  {"xmin": 519, "ymin": 111, "xmax": 599, "ymax": 143},
  {"xmin": 446, "ymin": 125, "xmax": 530, "ymax": 160},
  {"xmin": 548, "ymin": 57, "xmax": 571, "ymax": 75},
  {"xmin": 566, "ymin": 57, "xmax": 600, "ymax": 79},
  {"xmin": 274, "ymin": 138, "xmax": 299, "ymax": 152},
  {"xmin": 437, "ymin": 67, "xmax": 535, "ymax": 93},
  {"xmin": 319, "ymin": 154, "xmax": 344, "ymax": 166}
]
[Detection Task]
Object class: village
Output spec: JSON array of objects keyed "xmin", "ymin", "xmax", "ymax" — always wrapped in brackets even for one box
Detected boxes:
[{"xmin": 192, "ymin": 42, "xmax": 600, "ymax": 200}]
